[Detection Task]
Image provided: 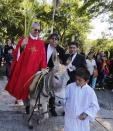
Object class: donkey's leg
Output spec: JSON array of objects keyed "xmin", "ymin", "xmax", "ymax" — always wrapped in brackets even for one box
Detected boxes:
[
  {"xmin": 38, "ymin": 102, "xmax": 49, "ymax": 124},
  {"xmin": 23, "ymin": 99, "xmax": 33, "ymax": 129},
  {"xmin": 28, "ymin": 98, "xmax": 34, "ymax": 129},
  {"xmin": 43, "ymin": 101, "xmax": 49, "ymax": 119}
]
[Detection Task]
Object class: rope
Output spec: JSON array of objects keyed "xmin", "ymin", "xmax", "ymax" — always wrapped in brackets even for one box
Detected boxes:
[
  {"xmin": 55, "ymin": 95, "xmax": 65, "ymax": 100},
  {"xmin": 23, "ymin": 74, "xmax": 35, "ymax": 88},
  {"xmin": 95, "ymin": 119, "xmax": 109, "ymax": 131},
  {"xmin": 28, "ymin": 75, "xmax": 44, "ymax": 122},
  {"xmin": 24, "ymin": 68, "xmax": 49, "ymax": 88},
  {"xmin": 96, "ymin": 117, "xmax": 113, "ymax": 120},
  {"xmin": 34, "ymin": 74, "xmax": 44, "ymax": 97},
  {"xmin": 28, "ymin": 69, "xmax": 49, "ymax": 122}
]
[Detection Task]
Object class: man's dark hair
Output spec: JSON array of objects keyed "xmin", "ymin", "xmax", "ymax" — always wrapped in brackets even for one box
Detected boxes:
[
  {"xmin": 48, "ymin": 33, "xmax": 59, "ymax": 40},
  {"xmin": 75, "ymin": 67, "xmax": 90, "ymax": 81},
  {"xmin": 68, "ymin": 41, "xmax": 79, "ymax": 48}
]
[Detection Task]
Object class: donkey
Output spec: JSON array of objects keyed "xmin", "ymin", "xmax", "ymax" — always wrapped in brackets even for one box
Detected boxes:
[{"xmin": 27, "ymin": 49, "xmax": 69, "ymax": 129}]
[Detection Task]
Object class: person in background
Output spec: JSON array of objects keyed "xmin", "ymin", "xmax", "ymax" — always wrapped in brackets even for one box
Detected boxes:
[
  {"xmin": 98, "ymin": 55, "xmax": 109, "ymax": 89},
  {"xmin": 0, "ymin": 43, "xmax": 3, "ymax": 66},
  {"xmin": 66, "ymin": 42, "xmax": 86, "ymax": 84},
  {"xmin": 5, "ymin": 48, "xmax": 13, "ymax": 79},
  {"xmin": 109, "ymin": 57, "xmax": 113, "ymax": 76},
  {"xmin": 86, "ymin": 52, "xmax": 98, "ymax": 89},
  {"xmin": 4, "ymin": 39, "xmax": 14, "ymax": 55},
  {"xmin": 11, "ymin": 38, "xmax": 16, "ymax": 49},
  {"xmin": 110, "ymin": 57, "xmax": 113, "ymax": 92},
  {"xmin": 3, "ymin": 39, "xmax": 14, "ymax": 77},
  {"xmin": 64, "ymin": 68, "xmax": 100, "ymax": 131}
]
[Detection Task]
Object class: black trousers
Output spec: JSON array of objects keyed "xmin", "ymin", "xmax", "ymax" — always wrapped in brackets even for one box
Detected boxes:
[
  {"xmin": 6, "ymin": 63, "xmax": 11, "ymax": 79},
  {"xmin": 89, "ymin": 75, "xmax": 93, "ymax": 86}
]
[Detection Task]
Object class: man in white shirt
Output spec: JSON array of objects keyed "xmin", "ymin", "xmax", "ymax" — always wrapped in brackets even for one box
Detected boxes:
[
  {"xmin": 66, "ymin": 42, "xmax": 86, "ymax": 84},
  {"xmin": 45, "ymin": 33, "xmax": 65, "ymax": 68},
  {"xmin": 45, "ymin": 33, "xmax": 66, "ymax": 116}
]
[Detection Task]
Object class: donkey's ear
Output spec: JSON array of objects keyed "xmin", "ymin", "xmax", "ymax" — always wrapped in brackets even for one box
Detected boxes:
[{"xmin": 52, "ymin": 49, "xmax": 60, "ymax": 64}]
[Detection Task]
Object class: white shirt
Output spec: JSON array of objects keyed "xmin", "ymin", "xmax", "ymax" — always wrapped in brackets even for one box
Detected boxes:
[
  {"xmin": 47, "ymin": 44, "xmax": 54, "ymax": 64},
  {"xmin": 30, "ymin": 33, "xmax": 38, "ymax": 40},
  {"xmin": 64, "ymin": 82, "xmax": 100, "ymax": 131},
  {"xmin": 67, "ymin": 53, "xmax": 77, "ymax": 72},
  {"xmin": 86, "ymin": 59, "xmax": 97, "ymax": 75}
]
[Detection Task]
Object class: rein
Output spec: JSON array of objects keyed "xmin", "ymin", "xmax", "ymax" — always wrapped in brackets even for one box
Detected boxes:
[
  {"xmin": 28, "ymin": 69, "xmax": 49, "ymax": 122},
  {"xmin": 54, "ymin": 94, "xmax": 65, "ymax": 100},
  {"xmin": 41, "ymin": 71, "xmax": 53, "ymax": 98}
]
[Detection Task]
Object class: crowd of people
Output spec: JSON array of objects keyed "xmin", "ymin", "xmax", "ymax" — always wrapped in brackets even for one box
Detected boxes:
[
  {"xmin": 86, "ymin": 51, "xmax": 113, "ymax": 90},
  {"xmin": 2, "ymin": 40, "xmax": 112, "ymax": 91},
  {"xmin": 0, "ymin": 22, "xmax": 113, "ymax": 131}
]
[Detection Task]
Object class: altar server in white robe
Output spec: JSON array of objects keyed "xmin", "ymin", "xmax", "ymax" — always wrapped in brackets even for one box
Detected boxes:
[{"xmin": 64, "ymin": 67, "xmax": 100, "ymax": 131}]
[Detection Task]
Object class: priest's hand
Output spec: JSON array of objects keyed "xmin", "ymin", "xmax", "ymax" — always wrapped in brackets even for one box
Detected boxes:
[
  {"xmin": 41, "ymin": 68, "xmax": 49, "ymax": 75},
  {"xmin": 35, "ymin": 68, "xmax": 49, "ymax": 76},
  {"xmin": 21, "ymin": 37, "xmax": 28, "ymax": 48},
  {"xmin": 79, "ymin": 112, "xmax": 88, "ymax": 120}
]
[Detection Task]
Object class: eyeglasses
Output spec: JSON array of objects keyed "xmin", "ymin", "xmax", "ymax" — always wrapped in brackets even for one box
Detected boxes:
[{"xmin": 34, "ymin": 29, "xmax": 40, "ymax": 32}]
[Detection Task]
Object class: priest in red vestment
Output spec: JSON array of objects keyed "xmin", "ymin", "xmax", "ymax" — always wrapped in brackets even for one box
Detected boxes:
[{"xmin": 5, "ymin": 22, "xmax": 47, "ymax": 101}]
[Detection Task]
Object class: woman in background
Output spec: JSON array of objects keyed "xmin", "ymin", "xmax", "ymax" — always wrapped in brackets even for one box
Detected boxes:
[
  {"xmin": 98, "ymin": 56, "xmax": 109, "ymax": 89},
  {"xmin": 86, "ymin": 52, "xmax": 98, "ymax": 89}
]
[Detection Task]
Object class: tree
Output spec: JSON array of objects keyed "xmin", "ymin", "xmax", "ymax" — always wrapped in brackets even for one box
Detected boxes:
[
  {"xmin": 0, "ymin": 0, "xmax": 109, "ymax": 50},
  {"xmin": 0, "ymin": 0, "xmax": 24, "ymax": 42}
]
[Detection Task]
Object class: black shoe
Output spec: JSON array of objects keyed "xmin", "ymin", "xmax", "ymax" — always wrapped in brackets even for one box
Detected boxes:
[
  {"xmin": 25, "ymin": 106, "xmax": 30, "ymax": 114},
  {"xmin": 62, "ymin": 111, "xmax": 65, "ymax": 116}
]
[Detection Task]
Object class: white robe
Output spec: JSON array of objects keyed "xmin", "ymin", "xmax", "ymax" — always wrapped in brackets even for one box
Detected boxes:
[{"xmin": 64, "ymin": 83, "xmax": 100, "ymax": 131}]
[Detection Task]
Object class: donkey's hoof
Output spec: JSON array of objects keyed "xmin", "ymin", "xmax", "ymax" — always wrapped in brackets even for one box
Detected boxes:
[
  {"xmin": 28, "ymin": 121, "xmax": 33, "ymax": 129},
  {"xmin": 37, "ymin": 120, "xmax": 40, "ymax": 125},
  {"xmin": 29, "ymin": 125, "xmax": 33, "ymax": 130},
  {"xmin": 37, "ymin": 118, "xmax": 45, "ymax": 125}
]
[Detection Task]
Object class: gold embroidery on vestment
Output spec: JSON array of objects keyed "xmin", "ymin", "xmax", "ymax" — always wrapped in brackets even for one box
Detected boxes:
[{"xmin": 30, "ymin": 46, "xmax": 38, "ymax": 53}]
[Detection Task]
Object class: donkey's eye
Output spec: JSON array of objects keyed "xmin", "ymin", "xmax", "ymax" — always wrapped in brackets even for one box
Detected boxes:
[{"xmin": 54, "ymin": 75, "xmax": 59, "ymax": 80}]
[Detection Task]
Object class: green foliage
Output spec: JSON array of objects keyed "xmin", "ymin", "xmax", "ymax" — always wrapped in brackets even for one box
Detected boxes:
[
  {"xmin": 0, "ymin": 0, "xmax": 92, "ymax": 47},
  {"xmin": 85, "ymin": 39, "xmax": 113, "ymax": 55},
  {"xmin": 34, "ymin": 0, "xmax": 91, "ymax": 47},
  {"xmin": 79, "ymin": 0, "xmax": 112, "ymax": 17},
  {"xmin": 0, "ymin": 0, "xmax": 112, "ymax": 51},
  {"xmin": 0, "ymin": 0, "xmax": 24, "ymax": 41}
]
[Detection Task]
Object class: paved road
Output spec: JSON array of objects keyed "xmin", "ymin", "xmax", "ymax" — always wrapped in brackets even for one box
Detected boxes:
[{"xmin": 0, "ymin": 78, "xmax": 113, "ymax": 131}]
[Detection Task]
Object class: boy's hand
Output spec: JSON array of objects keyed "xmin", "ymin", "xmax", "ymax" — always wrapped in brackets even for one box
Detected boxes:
[{"xmin": 79, "ymin": 112, "xmax": 88, "ymax": 120}]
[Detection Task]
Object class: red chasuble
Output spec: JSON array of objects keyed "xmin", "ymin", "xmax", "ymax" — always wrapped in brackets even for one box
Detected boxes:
[{"xmin": 5, "ymin": 36, "xmax": 47, "ymax": 100}]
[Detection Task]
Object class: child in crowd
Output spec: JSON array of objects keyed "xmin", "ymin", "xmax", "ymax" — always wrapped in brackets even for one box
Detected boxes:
[{"xmin": 64, "ymin": 68, "xmax": 100, "ymax": 131}]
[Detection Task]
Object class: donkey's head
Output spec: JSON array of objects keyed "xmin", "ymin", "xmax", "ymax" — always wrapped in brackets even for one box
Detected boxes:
[{"xmin": 48, "ymin": 49, "xmax": 68, "ymax": 92}]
